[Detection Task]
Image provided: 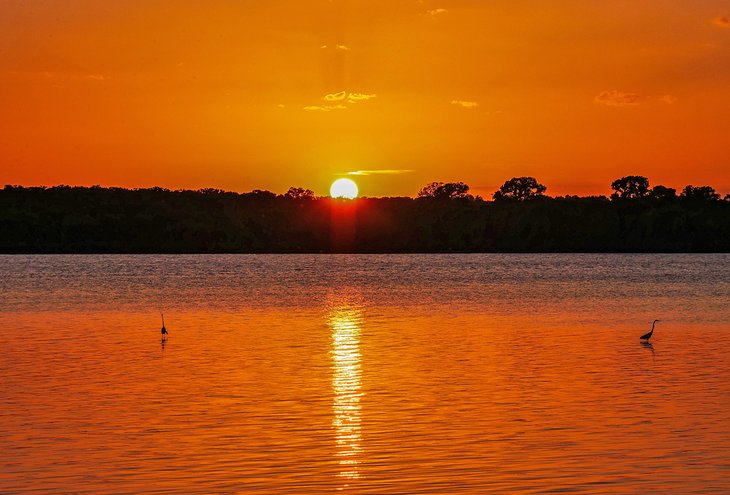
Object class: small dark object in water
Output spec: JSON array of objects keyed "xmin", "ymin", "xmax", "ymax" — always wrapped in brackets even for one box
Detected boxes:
[
  {"xmin": 640, "ymin": 319, "xmax": 659, "ymax": 341},
  {"xmin": 161, "ymin": 313, "xmax": 169, "ymax": 339}
]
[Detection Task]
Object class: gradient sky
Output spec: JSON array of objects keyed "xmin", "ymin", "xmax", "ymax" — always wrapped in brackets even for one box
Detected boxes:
[{"xmin": 2, "ymin": 0, "xmax": 730, "ymax": 197}]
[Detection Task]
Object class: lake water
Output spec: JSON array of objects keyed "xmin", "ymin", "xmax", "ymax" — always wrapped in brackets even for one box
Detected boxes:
[{"xmin": 1, "ymin": 254, "xmax": 729, "ymax": 494}]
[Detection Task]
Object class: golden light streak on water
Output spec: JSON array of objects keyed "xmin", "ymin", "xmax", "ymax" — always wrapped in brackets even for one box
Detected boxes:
[{"xmin": 328, "ymin": 305, "xmax": 364, "ymax": 485}]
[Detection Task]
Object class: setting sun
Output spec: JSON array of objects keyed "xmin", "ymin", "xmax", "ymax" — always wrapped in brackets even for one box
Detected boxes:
[{"xmin": 330, "ymin": 179, "xmax": 359, "ymax": 199}]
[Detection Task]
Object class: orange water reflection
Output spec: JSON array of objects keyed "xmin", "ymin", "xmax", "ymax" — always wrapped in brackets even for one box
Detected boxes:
[
  {"xmin": 3, "ymin": 254, "xmax": 730, "ymax": 494},
  {"xmin": 328, "ymin": 305, "xmax": 364, "ymax": 484}
]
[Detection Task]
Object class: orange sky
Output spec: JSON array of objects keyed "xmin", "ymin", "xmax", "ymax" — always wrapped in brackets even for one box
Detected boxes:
[{"xmin": 2, "ymin": 1, "xmax": 729, "ymax": 197}]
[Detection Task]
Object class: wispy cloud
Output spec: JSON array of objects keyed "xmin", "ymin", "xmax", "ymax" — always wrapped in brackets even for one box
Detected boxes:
[
  {"xmin": 346, "ymin": 169, "xmax": 414, "ymax": 176},
  {"xmin": 451, "ymin": 99, "xmax": 479, "ymax": 109},
  {"xmin": 594, "ymin": 90, "xmax": 642, "ymax": 106},
  {"xmin": 428, "ymin": 8, "xmax": 447, "ymax": 17},
  {"xmin": 712, "ymin": 16, "xmax": 730, "ymax": 28},
  {"xmin": 321, "ymin": 44, "xmax": 351, "ymax": 50},
  {"xmin": 9, "ymin": 70, "xmax": 109, "ymax": 82},
  {"xmin": 304, "ymin": 91, "xmax": 376, "ymax": 112},
  {"xmin": 347, "ymin": 92, "xmax": 376, "ymax": 103},
  {"xmin": 594, "ymin": 90, "xmax": 678, "ymax": 107},
  {"xmin": 324, "ymin": 91, "xmax": 347, "ymax": 102},
  {"xmin": 303, "ymin": 104, "xmax": 347, "ymax": 112}
]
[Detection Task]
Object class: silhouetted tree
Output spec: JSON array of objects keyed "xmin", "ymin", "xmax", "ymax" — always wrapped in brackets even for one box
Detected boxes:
[
  {"xmin": 284, "ymin": 187, "xmax": 315, "ymax": 200},
  {"xmin": 649, "ymin": 185, "xmax": 676, "ymax": 201},
  {"xmin": 493, "ymin": 177, "xmax": 547, "ymax": 201},
  {"xmin": 244, "ymin": 189, "xmax": 277, "ymax": 200},
  {"xmin": 1, "ymin": 182, "xmax": 729, "ymax": 253},
  {"xmin": 680, "ymin": 185, "xmax": 720, "ymax": 201},
  {"xmin": 417, "ymin": 182, "xmax": 471, "ymax": 199},
  {"xmin": 611, "ymin": 176, "xmax": 650, "ymax": 200}
]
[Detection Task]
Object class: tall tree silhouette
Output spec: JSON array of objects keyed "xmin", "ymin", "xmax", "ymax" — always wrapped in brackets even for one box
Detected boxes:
[
  {"xmin": 611, "ymin": 176, "xmax": 650, "ymax": 200},
  {"xmin": 417, "ymin": 182, "xmax": 471, "ymax": 199},
  {"xmin": 493, "ymin": 177, "xmax": 546, "ymax": 201},
  {"xmin": 649, "ymin": 185, "xmax": 677, "ymax": 201},
  {"xmin": 680, "ymin": 185, "xmax": 720, "ymax": 201},
  {"xmin": 284, "ymin": 187, "xmax": 316, "ymax": 200}
]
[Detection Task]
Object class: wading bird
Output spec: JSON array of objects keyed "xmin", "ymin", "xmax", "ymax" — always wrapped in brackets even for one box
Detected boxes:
[
  {"xmin": 640, "ymin": 319, "xmax": 659, "ymax": 341},
  {"xmin": 161, "ymin": 313, "xmax": 169, "ymax": 339}
]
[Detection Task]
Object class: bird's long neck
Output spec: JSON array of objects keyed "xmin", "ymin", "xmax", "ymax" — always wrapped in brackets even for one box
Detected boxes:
[
  {"xmin": 161, "ymin": 314, "xmax": 165, "ymax": 326},
  {"xmin": 651, "ymin": 320, "xmax": 656, "ymax": 331}
]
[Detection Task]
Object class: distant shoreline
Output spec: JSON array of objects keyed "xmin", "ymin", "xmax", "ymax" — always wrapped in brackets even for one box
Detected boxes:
[
  {"xmin": 1, "ymin": 251, "xmax": 728, "ymax": 255},
  {"xmin": 2, "ymin": 185, "xmax": 729, "ymax": 253}
]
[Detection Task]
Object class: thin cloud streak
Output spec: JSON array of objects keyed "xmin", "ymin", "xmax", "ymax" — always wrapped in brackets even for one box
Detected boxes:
[
  {"xmin": 594, "ymin": 90, "xmax": 642, "ymax": 106},
  {"xmin": 346, "ymin": 169, "xmax": 414, "ymax": 176},
  {"xmin": 594, "ymin": 90, "xmax": 678, "ymax": 106},
  {"xmin": 320, "ymin": 44, "xmax": 351, "ymax": 50},
  {"xmin": 451, "ymin": 99, "xmax": 479, "ymax": 108},
  {"xmin": 303, "ymin": 104, "xmax": 347, "ymax": 112},
  {"xmin": 7, "ymin": 70, "xmax": 109, "ymax": 82}
]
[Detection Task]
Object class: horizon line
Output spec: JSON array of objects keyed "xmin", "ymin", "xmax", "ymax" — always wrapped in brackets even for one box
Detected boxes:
[{"xmin": 3, "ymin": 181, "xmax": 730, "ymax": 199}]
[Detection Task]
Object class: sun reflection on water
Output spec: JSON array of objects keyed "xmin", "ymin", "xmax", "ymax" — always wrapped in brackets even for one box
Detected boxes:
[{"xmin": 328, "ymin": 305, "xmax": 364, "ymax": 484}]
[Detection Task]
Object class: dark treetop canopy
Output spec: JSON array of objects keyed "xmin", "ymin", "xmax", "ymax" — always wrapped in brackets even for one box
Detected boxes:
[{"xmin": 1, "ymin": 178, "xmax": 728, "ymax": 253}]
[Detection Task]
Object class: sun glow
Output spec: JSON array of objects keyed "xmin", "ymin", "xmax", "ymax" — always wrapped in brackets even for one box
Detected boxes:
[{"xmin": 330, "ymin": 179, "xmax": 359, "ymax": 199}]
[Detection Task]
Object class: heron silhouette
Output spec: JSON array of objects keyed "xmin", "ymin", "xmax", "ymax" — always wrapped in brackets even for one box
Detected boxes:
[
  {"xmin": 640, "ymin": 319, "xmax": 659, "ymax": 341},
  {"xmin": 161, "ymin": 313, "xmax": 169, "ymax": 340}
]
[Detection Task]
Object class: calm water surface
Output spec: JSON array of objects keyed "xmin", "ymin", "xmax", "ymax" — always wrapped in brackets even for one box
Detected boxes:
[{"xmin": 1, "ymin": 254, "xmax": 729, "ymax": 494}]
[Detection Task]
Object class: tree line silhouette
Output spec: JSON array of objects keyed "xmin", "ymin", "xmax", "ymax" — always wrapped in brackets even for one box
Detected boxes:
[{"xmin": 1, "ymin": 176, "xmax": 728, "ymax": 253}]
